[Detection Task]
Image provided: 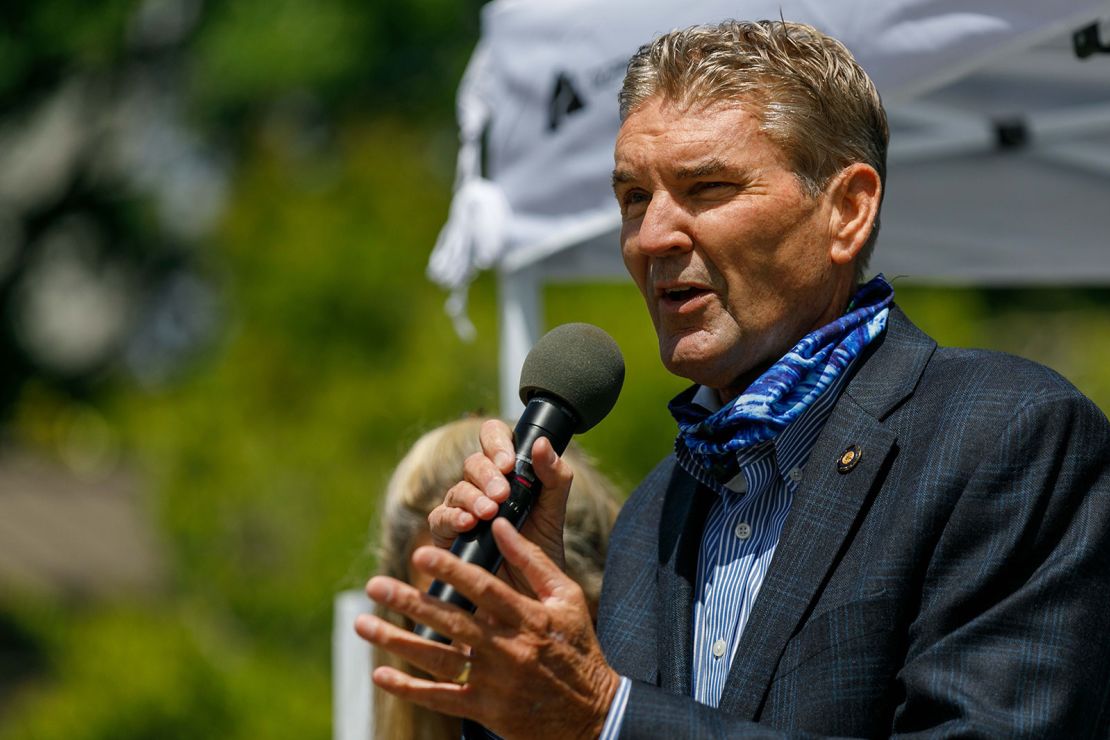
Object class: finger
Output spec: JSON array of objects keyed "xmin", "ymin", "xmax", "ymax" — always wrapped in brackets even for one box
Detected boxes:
[
  {"xmin": 410, "ymin": 545, "xmax": 533, "ymax": 628},
  {"xmin": 365, "ymin": 575, "xmax": 485, "ymax": 646},
  {"xmin": 479, "ymin": 418, "xmax": 516, "ymax": 473},
  {"xmin": 428, "ymin": 501, "xmax": 476, "ymax": 549},
  {"xmin": 371, "ymin": 665, "xmax": 475, "ymax": 720},
  {"xmin": 462, "ymin": 450, "xmax": 511, "ymax": 504},
  {"xmin": 446, "ymin": 479, "xmax": 500, "ymax": 521},
  {"xmin": 491, "ymin": 517, "xmax": 571, "ymax": 602},
  {"xmin": 355, "ymin": 613, "xmax": 471, "ymax": 682},
  {"xmin": 428, "ymin": 478, "xmax": 500, "ymax": 549}
]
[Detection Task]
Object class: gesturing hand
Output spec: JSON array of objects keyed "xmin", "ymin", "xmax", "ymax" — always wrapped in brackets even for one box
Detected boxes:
[{"xmin": 355, "ymin": 517, "xmax": 619, "ymax": 740}]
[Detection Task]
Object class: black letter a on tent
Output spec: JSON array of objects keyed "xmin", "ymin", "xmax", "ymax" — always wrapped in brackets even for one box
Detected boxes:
[{"xmin": 548, "ymin": 72, "xmax": 586, "ymax": 131}]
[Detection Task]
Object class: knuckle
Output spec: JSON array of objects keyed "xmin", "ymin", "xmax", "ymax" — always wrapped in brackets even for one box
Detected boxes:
[
  {"xmin": 444, "ymin": 481, "xmax": 468, "ymax": 505},
  {"xmin": 448, "ymin": 612, "xmax": 475, "ymax": 640},
  {"xmin": 447, "ymin": 483, "xmax": 489, "ymax": 515},
  {"xmin": 512, "ymin": 635, "xmax": 542, "ymax": 664},
  {"xmin": 463, "ymin": 450, "xmax": 487, "ymax": 472},
  {"xmin": 465, "ymin": 457, "xmax": 504, "ymax": 493},
  {"xmin": 442, "ymin": 481, "xmax": 457, "ymax": 499},
  {"xmin": 470, "ymin": 578, "xmax": 496, "ymax": 604},
  {"xmin": 526, "ymin": 610, "xmax": 554, "ymax": 637},
  {"xmin": 428, "ymin": 509, "xmax": 455, "ymax": 537},
  {"xmin": 480, "ymin": 421, "xmax": 514, "ymax": 459},
  {"xmin": 480, "ymin": 418, "xmax": 512, "ymax": 442}
]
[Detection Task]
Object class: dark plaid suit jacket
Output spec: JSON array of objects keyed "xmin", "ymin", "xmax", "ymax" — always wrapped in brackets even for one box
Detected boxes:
[{"xmin": 597, "ymin": 306, "xmax": 1110, "ymax": 737}]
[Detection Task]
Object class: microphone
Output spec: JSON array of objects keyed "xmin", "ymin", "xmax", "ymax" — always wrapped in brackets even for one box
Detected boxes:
[{"xmin": 413, "ymin": 322, "xmax": 624, "ymax": 643}]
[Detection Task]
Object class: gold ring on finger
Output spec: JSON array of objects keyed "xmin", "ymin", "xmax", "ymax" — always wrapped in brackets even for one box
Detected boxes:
[{"xmin": 451, "ymin": 659, "xmax": 472, "ymax": 686}]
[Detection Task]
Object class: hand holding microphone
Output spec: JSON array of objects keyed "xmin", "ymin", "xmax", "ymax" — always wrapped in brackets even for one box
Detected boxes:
[{"xmin": 415, "ymin": 323, "xmax": 624, "ymax": 643}]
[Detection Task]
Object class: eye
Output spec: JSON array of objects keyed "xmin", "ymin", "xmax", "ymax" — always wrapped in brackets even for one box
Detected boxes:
[
  {"xmin": 691, "ymin": 181, "xmax": 734, "ymax": 194},
  {"xmin": 618, "ymin": 189, "xmax": 650, "ymax": 217}
]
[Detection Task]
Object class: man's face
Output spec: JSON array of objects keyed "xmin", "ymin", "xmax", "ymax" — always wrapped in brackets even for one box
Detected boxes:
[{"xmin": 612, "ymin": 96, "xmax": 851, "ymax": 401}]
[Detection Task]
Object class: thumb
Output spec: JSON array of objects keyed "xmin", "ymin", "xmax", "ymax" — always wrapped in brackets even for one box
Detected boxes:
[{"xmin": 529, "ymin": 436, "xmax": 572, "ymax": 518}]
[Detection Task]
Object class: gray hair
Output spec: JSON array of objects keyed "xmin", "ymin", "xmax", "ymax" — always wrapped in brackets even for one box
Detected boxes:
[{"xmin": 620, "ymin": 20, "xmax": 889, "ymax": 277}]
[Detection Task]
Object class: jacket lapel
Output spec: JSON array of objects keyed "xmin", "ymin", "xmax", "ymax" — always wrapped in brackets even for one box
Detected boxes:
[
  {"xmin": 717, "ymin": 307, "xmax": 936, "ymax": 719},
  {"xmin": 655, "ymin": 466, "xmax": 713, "ymax": 696}
]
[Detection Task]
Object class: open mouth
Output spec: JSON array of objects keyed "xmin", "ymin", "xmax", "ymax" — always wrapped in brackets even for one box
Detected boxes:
[{"xmin": 661, "ymin": 286, "xmax": 709, "ymax": 302}]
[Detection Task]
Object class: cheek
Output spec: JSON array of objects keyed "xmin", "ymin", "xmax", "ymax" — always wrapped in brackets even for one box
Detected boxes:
[
  {"xmin": 619, "ymin": 222, "xmax": 638, "ymax": 260},
  {"xmin": 620, "ymin": 238, "xmax": 651, "ymax": 293}
]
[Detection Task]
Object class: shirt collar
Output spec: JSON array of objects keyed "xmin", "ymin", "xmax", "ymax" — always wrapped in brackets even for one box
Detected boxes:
[{"xmin": 690, "ymin": 384, "xmax": 722, "ymax": 413}]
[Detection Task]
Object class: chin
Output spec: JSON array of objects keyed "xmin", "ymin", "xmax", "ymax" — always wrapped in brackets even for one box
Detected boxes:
[
  {"xmin": 662, "ymin": 342, "xmax": 760, "ymax": 393},
  {"xmin": 661, "ymin": 352, "xmax": 727, "ymax": 389}
]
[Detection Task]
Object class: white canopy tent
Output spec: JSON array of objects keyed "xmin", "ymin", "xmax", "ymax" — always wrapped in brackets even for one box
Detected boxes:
[{"xmin": 426, "ymin": 0, "xmax": 1110, "ymax": 417}]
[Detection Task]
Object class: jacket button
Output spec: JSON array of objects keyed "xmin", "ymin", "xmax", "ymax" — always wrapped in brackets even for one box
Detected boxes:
[{"xmin": 837, "ymin": 445, "xmax": 862, "ymax": 473}]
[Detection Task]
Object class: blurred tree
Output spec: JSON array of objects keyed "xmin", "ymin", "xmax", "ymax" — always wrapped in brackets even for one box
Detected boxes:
[{"xmin": 1, "ymin": 0, "xmax": 488, "ymax": 737}]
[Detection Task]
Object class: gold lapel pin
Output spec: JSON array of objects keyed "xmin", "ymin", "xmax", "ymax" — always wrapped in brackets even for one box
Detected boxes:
[{"xmin": 837, "ymin": 445, "xmax": 862, "ymax": 473}]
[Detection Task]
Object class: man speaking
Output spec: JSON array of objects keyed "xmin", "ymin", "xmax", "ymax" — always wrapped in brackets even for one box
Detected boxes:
[{"xmin": 356, "ymin": 20, "xmax": 1110, "ymax": 737}]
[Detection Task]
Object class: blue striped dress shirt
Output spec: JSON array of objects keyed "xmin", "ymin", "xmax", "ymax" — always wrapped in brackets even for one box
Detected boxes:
[{"xmin": 601, "ymin": 360, "xmax": 855, "ymax": 737}]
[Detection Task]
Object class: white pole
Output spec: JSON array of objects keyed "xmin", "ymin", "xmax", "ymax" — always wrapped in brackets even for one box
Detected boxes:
[
  {"xmin": 497, "ymin": 266, "xmax": 542, "ymax": 420},
  {"xmin": 332, "ymin": 590, "xmax": 374, "ymax": 740}
]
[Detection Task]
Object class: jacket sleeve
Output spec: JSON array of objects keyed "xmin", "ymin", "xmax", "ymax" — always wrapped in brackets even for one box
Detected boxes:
[{"xmin": 890, "ymin": 387, "xmax": 1110, "ymax": 736}]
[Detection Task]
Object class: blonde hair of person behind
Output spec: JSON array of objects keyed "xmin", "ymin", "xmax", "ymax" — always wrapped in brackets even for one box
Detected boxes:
[
  {"xmin": 620, "ymin": 19, "xmax": 889, "ymax": 278},
  {"xmin": 372, "ymin": 416, "xmax": 622, "ymax": 740}
]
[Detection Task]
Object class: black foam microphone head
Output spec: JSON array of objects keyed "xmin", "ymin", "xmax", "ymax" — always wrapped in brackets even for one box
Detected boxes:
[{"xmin": 518, "ymin": 323, "xmax": 625, "ymax": 433}]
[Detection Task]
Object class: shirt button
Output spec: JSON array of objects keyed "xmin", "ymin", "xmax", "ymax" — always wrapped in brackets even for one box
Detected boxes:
[
  {"xmin": 712, "ymin": 639, "xmax": 727, "ymax": 658},
  {"xmin": 734, "ymin": 521, "xmax": 752, "ymax": 540},
  {"xmin": 788, "ymin": 466, "xmax": 804, "ymax": 483}
]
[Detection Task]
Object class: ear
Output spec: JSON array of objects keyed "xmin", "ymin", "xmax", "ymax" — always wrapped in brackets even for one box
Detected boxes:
[{"xmin": 825, "ymin": 163, "xmax": 881, "ymax": 266}]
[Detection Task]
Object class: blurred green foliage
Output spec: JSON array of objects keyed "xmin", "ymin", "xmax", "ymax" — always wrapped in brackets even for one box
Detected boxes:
[
  {"xmin": 188, "ymin": 0, "xmax": 484, "ymax": 128},
  {"xmin": 1, "ymin": 1, "xmax": 1109, "ymax": 739},
  {"xmin": 0, "ymin": 2, "xmax": 132, "ymax": 105}
]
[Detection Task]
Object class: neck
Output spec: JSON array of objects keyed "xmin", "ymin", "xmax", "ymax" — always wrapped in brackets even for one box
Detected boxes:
[
  {"xmin": 714, "ymin": 361, "xmax": 774, "ymax": 405},
  {"xmin": 711, "ymin": 283, "xmax": 859, "ymax": 405}
]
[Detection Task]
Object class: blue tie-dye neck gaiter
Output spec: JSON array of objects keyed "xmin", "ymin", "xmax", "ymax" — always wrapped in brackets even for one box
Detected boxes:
[{"xmin": 669, "ymin": 274, "xmax": 893, "ymax": 490}]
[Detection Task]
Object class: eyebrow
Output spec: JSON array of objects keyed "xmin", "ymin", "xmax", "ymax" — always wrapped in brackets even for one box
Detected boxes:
[
  {"xmin": 610, "ymin": 157, "xmax": 736, "ymax": 191},
  {"xmin": 675, "ymin": 158, "xmax": 729, "ymax": 180},
  {"xmin": 611, "ymin": 169, "xmax": 635, "ymax": 190}
]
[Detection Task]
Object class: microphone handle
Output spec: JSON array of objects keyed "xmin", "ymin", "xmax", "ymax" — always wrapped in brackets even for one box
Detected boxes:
[{"xmin": 412, "ymin": 462, "xmax": 539, "ymax": 643}]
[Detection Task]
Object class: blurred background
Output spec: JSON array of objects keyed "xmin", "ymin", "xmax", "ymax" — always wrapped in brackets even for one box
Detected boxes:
[{"xmin": 0, "ymin": 2, "xmax": 1107, "ymax": 738}]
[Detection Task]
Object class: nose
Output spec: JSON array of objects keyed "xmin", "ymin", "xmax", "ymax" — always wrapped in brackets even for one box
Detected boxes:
[{"xmin": 630, "ymin": 192, "xmax": 693, "ymax": 256}]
